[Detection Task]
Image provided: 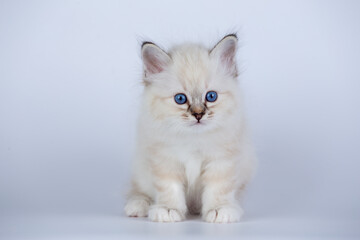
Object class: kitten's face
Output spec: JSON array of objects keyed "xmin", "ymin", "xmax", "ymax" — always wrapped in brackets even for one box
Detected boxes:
[{"xmin": 141, "ymin": 35, "xmax": 239, "ymax": 133}]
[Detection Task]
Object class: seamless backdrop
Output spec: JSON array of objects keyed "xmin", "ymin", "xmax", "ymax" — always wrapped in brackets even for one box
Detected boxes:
[{"xmin": 0, "ymin": 1, "xmax": 359, "ymax": 239}]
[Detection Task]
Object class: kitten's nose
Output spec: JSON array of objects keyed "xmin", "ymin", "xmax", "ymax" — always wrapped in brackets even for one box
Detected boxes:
[
  {"xmin": 192, "ymin": 112, "xmax": 204, "ymax": 121},
  {"xmin": 190, "ymin": 105, "xmax": 206, "ymax": 122}
]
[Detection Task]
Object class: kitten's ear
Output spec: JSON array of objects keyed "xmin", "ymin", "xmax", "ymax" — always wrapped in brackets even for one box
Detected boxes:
[
  {"xmin": 141, "ymin": 42, "xmax": 171, "ymax": 76},
  {"xmin": 210, "ymin": 34, "xmax": 238, "ymax": 76}
]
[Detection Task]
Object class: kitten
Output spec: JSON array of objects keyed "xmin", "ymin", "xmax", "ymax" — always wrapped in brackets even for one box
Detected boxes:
[{"xmin": 124, "ymin": 34, "xmax": 256, "ymax": 223}]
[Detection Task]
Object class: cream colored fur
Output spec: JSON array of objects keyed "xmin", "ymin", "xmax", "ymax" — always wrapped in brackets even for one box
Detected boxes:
[{"xmin": 125, "ymin": 35, "xmax": 256, "ymax": 223}]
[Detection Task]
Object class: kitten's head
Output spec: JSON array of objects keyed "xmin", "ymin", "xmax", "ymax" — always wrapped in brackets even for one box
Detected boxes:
[{"xmin": 141, "ymin": 34, "xmax": 241, "ymax": 134}]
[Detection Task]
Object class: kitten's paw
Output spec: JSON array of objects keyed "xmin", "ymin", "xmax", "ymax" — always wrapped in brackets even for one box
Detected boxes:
[
  {"xmin": 148, "ymin": 206, "xmax": 184, "ymax": 222},
  {"xmin": 204, "ymin": 206, "xmax": 243, "ymax": 223},
  {"xmin": 125, "ymin": 199, "xmax": 150, "ymax": 217}
]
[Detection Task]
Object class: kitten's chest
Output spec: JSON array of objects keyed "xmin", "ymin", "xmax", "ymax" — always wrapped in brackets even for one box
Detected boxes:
[
  {"xmin": 151, "ymin": 134, "xmax": 229, "ymax": 183},
  {"xmin": 183, "ymin": 155, "xmax": 202, "ymax": 187},
  {"xmin": 169, "ymin": 143, "xmax": 210, "ymax": 186}
]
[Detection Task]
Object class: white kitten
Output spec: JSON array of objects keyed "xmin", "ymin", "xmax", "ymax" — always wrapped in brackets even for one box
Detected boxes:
[{"xmin": 125, "ymin": 34, "xmax": 256, "ymax": 223}]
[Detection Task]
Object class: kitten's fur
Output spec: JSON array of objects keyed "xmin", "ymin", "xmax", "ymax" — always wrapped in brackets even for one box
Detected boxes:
[{"xmin": 125, "ymin": 34, "xmax": 256, "ymax": 223}]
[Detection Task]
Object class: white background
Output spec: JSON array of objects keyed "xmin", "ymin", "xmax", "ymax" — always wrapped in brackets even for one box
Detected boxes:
[{"xmin": 1, "ymin": 0, "xmax": 359, "ymax": 239}]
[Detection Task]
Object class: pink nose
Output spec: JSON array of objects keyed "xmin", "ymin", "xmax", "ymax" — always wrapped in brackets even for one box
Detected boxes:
[{"xmin": 192, "ymin": 112, "xmax": 204, "ymax": 121}]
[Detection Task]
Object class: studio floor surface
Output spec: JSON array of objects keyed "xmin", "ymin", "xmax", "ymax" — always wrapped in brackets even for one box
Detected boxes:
[{"xmin": 1, "ymin": 213, "xmax": 359, "ymax": 240}]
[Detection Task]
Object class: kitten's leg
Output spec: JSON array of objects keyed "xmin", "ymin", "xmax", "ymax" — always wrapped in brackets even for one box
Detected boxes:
[
  {"xmin": 201, "ymin": 160, "xmax": 248, "ymax": 223},
  {"xmin": 125, "ymin": 184, "xmax": 152, "ymax": 217},
  {"xmin": 148, "ymin": 176, "xmax": 187, "ymax": 222}
]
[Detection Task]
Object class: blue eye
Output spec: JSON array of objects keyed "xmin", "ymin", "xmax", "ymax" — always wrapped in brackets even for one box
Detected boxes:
[
  {"xmin": 174, "ymin": 93, "xmax": 187, "ymax": 104},
  {"xmin": 206, "ymin": 91, "xmax": 217, "ymax": 102}
]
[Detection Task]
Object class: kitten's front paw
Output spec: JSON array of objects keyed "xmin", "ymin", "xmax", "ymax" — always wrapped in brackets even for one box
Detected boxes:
[
  {"xmin": 204, "ymin": 206, "xmax": 243, "ymax": 223},
  {"xmin": 148, "ymin": 206, "xmax": 184, "ymax": 222},
  {"xmin": 125, "ymin": 199, "xmax": 150, "ymax": 217}
]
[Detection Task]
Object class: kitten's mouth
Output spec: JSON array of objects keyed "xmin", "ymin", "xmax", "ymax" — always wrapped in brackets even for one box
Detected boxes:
[{"xmin": 191, "ymin": 120, "xmax": 205, "ymax": 126}]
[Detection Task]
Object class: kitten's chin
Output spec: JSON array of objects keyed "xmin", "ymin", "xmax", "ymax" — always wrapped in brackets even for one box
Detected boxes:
[{"xmin": 187, "ymin": 120, "xmax": 213, "ymax": 132}]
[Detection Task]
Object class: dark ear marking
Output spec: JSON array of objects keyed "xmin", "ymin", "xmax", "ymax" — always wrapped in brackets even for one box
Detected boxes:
[{"xmin": 141, "ymin": 41, "xmax": 155, "ymax": 49}]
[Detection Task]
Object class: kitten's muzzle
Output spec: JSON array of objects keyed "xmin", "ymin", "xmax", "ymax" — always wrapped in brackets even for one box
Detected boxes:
[{"xmin": 190, "ymin": 105, "xmax": 206, "ymax": 122}]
